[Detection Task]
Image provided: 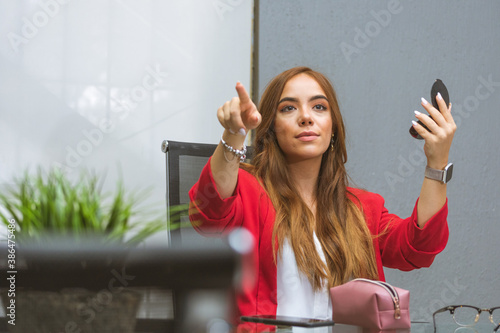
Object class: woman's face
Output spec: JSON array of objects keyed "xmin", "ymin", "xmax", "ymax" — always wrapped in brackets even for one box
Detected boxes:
[{"xmin": 274, "ymin": 73, "xmax": 333, "ymax": 164}]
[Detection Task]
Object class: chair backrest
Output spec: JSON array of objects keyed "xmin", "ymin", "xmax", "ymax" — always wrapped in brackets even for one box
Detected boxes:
[
  {"xmin": 161, "ymin": 139, "xmax": 252, "ymax": 247},
  {"xmin": 162, "ymin": 140, "xmax": 217, "ymax": 247}
]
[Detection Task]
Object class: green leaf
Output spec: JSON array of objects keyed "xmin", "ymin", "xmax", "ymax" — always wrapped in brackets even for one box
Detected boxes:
[{"xmin": 0, "ymin": 167, "xmax": 185, "ymax": 246}]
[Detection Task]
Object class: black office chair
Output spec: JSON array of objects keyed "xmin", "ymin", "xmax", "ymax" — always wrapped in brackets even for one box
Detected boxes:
[
  {"xmin": 161, "ymin": 140, "xmax": 216, "ymax": 248},
  {"xmin": 161, "ymin": 140, "xmax": 254, "ymax": 332},
  {"xmin": 161, "ymin": 139, "xmax": 253, "ymax": 248}
]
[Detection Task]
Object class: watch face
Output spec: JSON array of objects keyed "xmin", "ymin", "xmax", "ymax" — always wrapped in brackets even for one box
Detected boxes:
[{"xmin": 445, "ymin": 163, "xmax": 453, "ymax": 183}]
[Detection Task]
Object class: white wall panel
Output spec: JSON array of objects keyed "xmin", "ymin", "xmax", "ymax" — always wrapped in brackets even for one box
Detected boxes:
[{"xmin": 0, "ymin": 0, "xmax": 253, "ymax": 222}]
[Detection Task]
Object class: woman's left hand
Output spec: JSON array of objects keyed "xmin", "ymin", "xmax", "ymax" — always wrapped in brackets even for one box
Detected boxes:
[{"xmin": 412, "ymin": 94, "xmax": 457, "ymax": 169}]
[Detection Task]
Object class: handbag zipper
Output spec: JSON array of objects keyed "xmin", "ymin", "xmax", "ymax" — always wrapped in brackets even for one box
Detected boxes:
[{"xmin": 352, "ymin": 278, "xmax": 401, "ymax": 319}]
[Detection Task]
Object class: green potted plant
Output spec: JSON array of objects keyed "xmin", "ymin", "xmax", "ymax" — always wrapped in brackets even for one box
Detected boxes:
[{"xmin": 0, "ymin": 168, "xmax": 176, "ymax": 333}]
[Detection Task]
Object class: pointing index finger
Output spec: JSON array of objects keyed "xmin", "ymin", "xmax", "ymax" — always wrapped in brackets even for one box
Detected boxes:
[{"xmin": 235, "ymin": 82, "xmax": 251, "ymax": 106}]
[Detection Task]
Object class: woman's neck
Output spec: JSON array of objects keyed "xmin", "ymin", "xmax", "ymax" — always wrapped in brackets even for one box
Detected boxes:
[{"xmin": 286, "ymin": 157, "xmax": 322, "ymax": 212}]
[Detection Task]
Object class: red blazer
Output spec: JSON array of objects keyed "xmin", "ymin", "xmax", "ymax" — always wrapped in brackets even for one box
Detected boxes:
[{"xmin": 189, "ymin": 158, "xmax": 449, "ymax": 320}]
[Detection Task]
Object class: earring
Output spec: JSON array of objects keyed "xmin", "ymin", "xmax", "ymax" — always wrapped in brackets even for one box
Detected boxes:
[{"xmin": 331, "ymin": 134, "xmax": 335, "ymax": 152}]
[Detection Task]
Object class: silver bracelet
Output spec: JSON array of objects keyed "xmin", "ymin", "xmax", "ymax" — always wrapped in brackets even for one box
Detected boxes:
[{"xmin": 220, "ymin": 135, "xmax": 247, "ymax": 163}]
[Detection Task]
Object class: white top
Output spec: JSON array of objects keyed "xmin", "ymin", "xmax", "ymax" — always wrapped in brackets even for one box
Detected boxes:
[{"xmin": 276, "ymin": 233, "xmax": 332, "ymax": 320}]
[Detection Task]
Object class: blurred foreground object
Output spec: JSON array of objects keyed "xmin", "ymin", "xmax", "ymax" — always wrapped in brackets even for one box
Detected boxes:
[{"xmin": 0, "ymin": 235, "xmax": 247, "ymax": 332}]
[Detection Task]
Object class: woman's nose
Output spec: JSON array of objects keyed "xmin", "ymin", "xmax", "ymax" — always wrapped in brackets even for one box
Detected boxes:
[{"xmin": 299, "ymin": 108, "xmax": 313, "ymax": 126}]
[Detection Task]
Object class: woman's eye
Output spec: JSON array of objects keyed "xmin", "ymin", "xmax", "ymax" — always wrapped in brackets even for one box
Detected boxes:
[
  {"xmin": 313, "ymin": 104, "xmax": 327, "ymax": 111},
  {"xmin": 280, "ymin": 105, "xmax": 295, "ymax": 112}
]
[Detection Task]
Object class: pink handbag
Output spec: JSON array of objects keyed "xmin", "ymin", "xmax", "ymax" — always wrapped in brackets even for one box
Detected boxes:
[{"xmin": 330, "ymin": 278, "xmax": 411, "ymax": 330}]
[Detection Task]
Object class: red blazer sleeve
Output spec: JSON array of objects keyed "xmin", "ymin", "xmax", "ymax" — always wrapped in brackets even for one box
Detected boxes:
[
  {"xmin": 188, "ymin": 157, "xmax": 269, "ymax": 238},
  {"xmin": 352, "ymin": 189, "xmax": 449, "ymax": 271},
  {"xmin": 188, "ymin": 157, "xmax": 243, "ymax": 235},
  {"xmin": 377, "ymin": 195, "xmax": 449, "ymax": 270}
]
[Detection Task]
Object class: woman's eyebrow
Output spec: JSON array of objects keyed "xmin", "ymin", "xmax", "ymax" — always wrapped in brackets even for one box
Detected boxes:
[
  {"xmin": 277, "ymin": 95, "xmax": 328, "ymax": 104},
  {"xmin": 277, "ymin": 97, "xmax": 298, "ymax": 104},
  {"xmin": 309, "ymin": 95, "xmax": 328, "ymax": 102}
]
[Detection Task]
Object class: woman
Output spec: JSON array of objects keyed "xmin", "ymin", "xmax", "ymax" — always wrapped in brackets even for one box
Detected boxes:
[{"xmin": 189, "ymin": 67, "xmax": 456, "ymax": 321}]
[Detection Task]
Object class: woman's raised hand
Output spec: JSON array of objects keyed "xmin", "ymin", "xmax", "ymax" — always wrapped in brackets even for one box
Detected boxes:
[
  {"xmin": 212, "ymin": 82, "xmax": 261, "ymax": 199},
  {"xmin": 412, "ymin": 93, "xmax": 457, "ymax": 227},
  {"xmin": 217, "ymin": 82, "xmax": 261, "ymax": 136},
  {"xmin": 412, "ymin": 94, "xmax": 456, "ymax": 169}
]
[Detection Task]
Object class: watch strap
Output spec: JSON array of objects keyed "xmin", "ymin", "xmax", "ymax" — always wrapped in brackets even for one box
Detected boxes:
[{"xmin": 425, "ymin": 163, "xmax": 453, "ymax": 184}]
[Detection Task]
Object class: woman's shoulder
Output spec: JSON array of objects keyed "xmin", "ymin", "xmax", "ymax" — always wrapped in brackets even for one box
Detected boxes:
[{"xmin": 347, "ymin": 186, "xmax": 385, "ymax": 209}]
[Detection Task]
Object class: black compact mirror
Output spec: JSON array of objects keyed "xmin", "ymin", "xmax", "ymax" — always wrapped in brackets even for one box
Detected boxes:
[{"xmin": 410, "ymin": 79, "xmax": 450, "ymax": 139}]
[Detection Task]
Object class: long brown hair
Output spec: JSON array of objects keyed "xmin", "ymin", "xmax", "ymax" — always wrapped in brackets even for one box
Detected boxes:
[{"xmin": 249, "ymin": 67, "xmax": 378, "ymax": 289}]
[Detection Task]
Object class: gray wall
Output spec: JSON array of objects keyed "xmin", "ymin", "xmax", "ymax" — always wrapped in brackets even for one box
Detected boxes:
[{"xmin": 258, "ymin": 0, "xmax": 500, "ymax": 321}]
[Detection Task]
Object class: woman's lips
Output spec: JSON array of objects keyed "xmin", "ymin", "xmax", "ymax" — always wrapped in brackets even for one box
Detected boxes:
[{"xmin": 296, "ymin": 132, "xmax": 319, "ymax": 141}]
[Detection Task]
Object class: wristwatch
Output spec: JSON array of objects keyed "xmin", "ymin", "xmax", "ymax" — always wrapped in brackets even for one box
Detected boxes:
[{"xmin": 425, "ymin": 163, "xmax": 453, "ymax": 184}]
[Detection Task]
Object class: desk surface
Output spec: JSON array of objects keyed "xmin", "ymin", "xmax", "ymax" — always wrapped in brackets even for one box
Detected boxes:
[
  {"xmin": 0, "ymin": 318, "xmax": 495, "ymax": 332},
  {"xmin": 267, "ymin": 322, "xmax": 495, "ymax": 333}
]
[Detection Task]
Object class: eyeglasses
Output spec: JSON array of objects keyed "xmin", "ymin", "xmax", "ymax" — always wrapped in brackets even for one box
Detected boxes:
[{"xmin": 433, "ymin": 305, "xmax": 500, "ymax": 331}]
